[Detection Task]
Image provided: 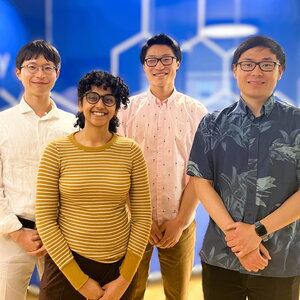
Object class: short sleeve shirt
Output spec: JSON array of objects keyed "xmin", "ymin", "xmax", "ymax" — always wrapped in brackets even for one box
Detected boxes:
[{"xmin": 187, "ymin": 96, "xmax": 300, "ymax": 277}]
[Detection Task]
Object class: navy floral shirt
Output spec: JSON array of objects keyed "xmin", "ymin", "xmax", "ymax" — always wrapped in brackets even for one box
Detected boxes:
[{"xmin": 187, "ymin": 96, "xmax": 300, "ymax": 277}]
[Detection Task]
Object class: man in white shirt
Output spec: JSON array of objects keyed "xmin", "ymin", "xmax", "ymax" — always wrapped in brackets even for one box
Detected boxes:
[{"xmin": 0, "ymin": 40, "xmax": 75, "ymax": 300}]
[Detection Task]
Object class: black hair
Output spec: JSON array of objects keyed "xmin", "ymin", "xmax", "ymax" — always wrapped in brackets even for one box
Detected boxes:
[
  {"xmin": 15, "ymin": 40, "xmax": 61, "ymax": 70},
  {"xmin": 232, "ymin": 36, "xmax": 286, "ymax": 70},
  {"xmin": 140, "ymin": 33, "xmax": 182, "ymax": 64},
  {"xmin": 75, "ymin": 70, "xmax": 130, "ymax": 132}
]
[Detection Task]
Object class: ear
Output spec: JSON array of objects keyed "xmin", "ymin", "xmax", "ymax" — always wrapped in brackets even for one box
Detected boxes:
[
  {"xmin": 55, "ymin": 70, "xmax": 60, "ymax": 79},
  {"xmin": 78, "ymin": 101, "xmax": 83, "ymax": 112},
  {"xmin": 176, "ymin": 60, "xmax": 180, "ymax": 70},
  {"xmin": 232, "ymin": 64, "xmax": 238, "ymax": 79},
  {"xmin": 277, "ymin": 65, "xmax": 284, "ymax": 81},
  {"xmin": 15, "ymin": 68, "xmax": 21, "ymax": 80}
]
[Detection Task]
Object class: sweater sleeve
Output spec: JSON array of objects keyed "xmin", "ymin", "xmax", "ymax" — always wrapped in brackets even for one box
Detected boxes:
[
  {"xmin": 119, "ymin": 141, "xmax": 152, "ymax": 281},
  {"xmin": 35, "ymin": 141, "xmax": 89, "ymax": 290}
]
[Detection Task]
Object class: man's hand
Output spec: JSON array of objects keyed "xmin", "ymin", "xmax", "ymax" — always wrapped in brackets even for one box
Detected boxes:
[
  {"xmin": 27, "ymin": 244, "xmax": 47, "ymax": 258},
  {"xmin": 156, "ymin": 218, "xmax": 185, "ymax": 249},
  {"xmin": 78, "ymin": 278, "xmax": 104, "ymax": 300},
  {"xmin": 101, "ymin": 275, "xmax": 130, "ymax": 300},
  {"xmin": 149, "ymin": 221, "xmax": 163, "ymax": 246},
  {"xmin": 238, "ymin": 244, "xmax": 271, "ymax": 272},
  {"xmin": 225, "ymin": 222, "xmax": 261, "ymax": 257},
  {"xmin": 10, "ymin": 228, "xmax": 43, "ymax": 252}
]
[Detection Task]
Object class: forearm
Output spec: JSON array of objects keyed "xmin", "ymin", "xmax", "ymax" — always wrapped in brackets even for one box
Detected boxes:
[
  {"xmin": 191, "ymin": 176, "xmax": 234, "ymax": 232},
  {"xmin": 175, "ymin": 178, "xmax": 200, "ymax": 228},
  {"xmin": 0, "ymin": 213, "xmax": 23, "ymax": 235},
  {"xmin": 260, "ymin": 189, "xmax": 300, "ymax": 234},
  {"xmin": 0, "ymin": 159, "xmax": 23, "ymax": 234}
]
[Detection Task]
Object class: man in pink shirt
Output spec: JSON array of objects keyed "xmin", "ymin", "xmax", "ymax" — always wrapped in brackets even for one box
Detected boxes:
[{"xmin": 118, "ymin": 33, "xmax": 207, "ymax": 300}]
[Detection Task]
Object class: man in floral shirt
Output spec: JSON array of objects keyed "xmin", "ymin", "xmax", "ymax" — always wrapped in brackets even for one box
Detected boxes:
[{"xmin": 187, "ymin": 36, "xmax": 300, "ymax": 300}]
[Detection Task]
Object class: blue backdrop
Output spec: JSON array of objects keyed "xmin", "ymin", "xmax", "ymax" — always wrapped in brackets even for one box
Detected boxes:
[{"xmin": 1, "ymin": 0, "xmax": 300, "ymax": 279}]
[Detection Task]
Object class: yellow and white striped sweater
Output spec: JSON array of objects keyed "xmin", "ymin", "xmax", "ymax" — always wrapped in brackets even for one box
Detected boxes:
[{"xmin": 36, "ymin": 133, "xmax": 152, "ymax": 290}]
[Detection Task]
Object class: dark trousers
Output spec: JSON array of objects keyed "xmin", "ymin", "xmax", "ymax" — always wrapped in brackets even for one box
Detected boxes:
[
  {"xmin": 39, "ymin": 252, "xmax": 134, "ymax": 300},
  {"xmin": 202, "ymin": 262, "xmax": 300, "ymax": 300}
]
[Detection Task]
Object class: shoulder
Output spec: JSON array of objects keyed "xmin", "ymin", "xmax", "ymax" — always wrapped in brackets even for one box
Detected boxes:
[
  {"xmin": 275, "ymin": 100, "xmax": 300, "ymax": 115},
  {"xmin": 118, "ymin": 92, "xmax": 149, "ymax": 120},
  {"xmin": 115, "ymin": 135, "xmax": 143, "ymax": 152},
  {"xmin": 200, "ymin": 103, "xmax": 238, "ymax": 128},
  {"xmin": 174, "ymin": 92, "xmax": 207, "ymax": 114},
  {"xmin": 127, "ymin": 92, "xmax": 149, "ymax": 108},
  {"xmin": 115, "ymin": 135, "xmax": 139, "ymax": 147},
  {"xmin": 0, "ymin": 105, "xmax": 20, "ymax": 120},
  {"xmin": 129, "ymin": 91, "xmax": 148, "ymax": 102},
  {"xmin": 46, "ymin": 134, "xmax": 73, "ymax": 150},
  {"xmin": 55, "ymin": 108, "xmax": 76, "ymax": 122}
]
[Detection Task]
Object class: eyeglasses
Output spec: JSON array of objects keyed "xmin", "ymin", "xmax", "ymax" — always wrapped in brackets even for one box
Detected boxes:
[
  {"xmin": 144, "ymin": 56, "xmax": 176, "ymax": 67},
  {"xmin": 236, "ymin": 61, "xmax": 280, "ymax": 72},
  {"xmin": 20, "ymin": 64, "xmax": 57, "ymax": 74},
  {"xmin": 84, "ymin": 92, "xmax": 117, "ymax": 107}
]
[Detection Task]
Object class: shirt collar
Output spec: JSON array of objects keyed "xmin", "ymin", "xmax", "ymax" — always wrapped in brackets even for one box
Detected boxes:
[
  {"xmin": 233, "ymin": 95, "xmax": 275, "ymax": 117},
  {"xmin": 18, "ymin": 96, "xmax": 61, "ymax": 119},
  {"xmin": 147, "ymin": 88, "xmax": 178, "ymax": 106}
]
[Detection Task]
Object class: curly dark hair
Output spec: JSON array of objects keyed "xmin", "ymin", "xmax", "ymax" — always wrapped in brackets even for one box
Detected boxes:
[{"xmin": 74, "ymin": 70, "xmax": 130, "ymax": 132}]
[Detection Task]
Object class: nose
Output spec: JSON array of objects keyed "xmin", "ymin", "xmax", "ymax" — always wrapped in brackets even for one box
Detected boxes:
[
  {"xmin": 155, "ymin": 60, "xmax": 165, "ymax": 69},
  {"xmin": 35, "ymin": 67, "xmax": 46, "ymax": 77},
  {"xmin": 95, "ymin": 98, "xmax": 106, "ymax": 108},
  {"xmin": 251, "ymin": 64, "xmax": 263, "ymax": 75}
]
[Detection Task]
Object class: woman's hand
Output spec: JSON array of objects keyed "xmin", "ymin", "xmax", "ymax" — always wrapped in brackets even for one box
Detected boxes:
[
  {"xmin": 100, "ymin": 275, "xmax": 130, "ymax": 300},
  {"xmin": 78, "ymin": 278, "xmax": 104, "ymax": 300}
]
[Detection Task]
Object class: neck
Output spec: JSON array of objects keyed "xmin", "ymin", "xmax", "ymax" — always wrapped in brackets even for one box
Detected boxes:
[
  {"xmin": 242, "ymin": 95, "xmax": 269, "ymax": 118},
  {"xmin": 75, "ymin": 126, "xmax": 113, "ymax": 147},
  {"xmin": 150, "ymin": 85, "xmax": 174, "ymax": 101},
  {"xmin": 23, "ymin": 92, "xmax": 52, "ymax": 117}
]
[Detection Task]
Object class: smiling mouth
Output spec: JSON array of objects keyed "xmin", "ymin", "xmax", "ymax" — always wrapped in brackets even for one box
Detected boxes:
[
  {"xmin": 91, "ymin": 112, "xmax": 107, "ymax": 116},
  {"xmin": 153, "ymin": 72, "xmax": 168, "ymax": 77},
  {"xmin": 247, "ymin": 80, "xmax": 265, "ymax": 85}
]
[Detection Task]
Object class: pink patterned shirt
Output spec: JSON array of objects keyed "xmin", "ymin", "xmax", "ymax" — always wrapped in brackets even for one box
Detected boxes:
[{"xmin": 118, "ymin": 89, "xmax": 207, "ymax": 227}]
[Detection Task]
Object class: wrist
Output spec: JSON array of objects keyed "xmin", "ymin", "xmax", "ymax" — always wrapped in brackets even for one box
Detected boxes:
[
  {"xmin": 174, "ymin": 215, "xmax": 188, "ymax": 229},
  {"xmin": 254, "ymin": 221, "xmax": 269, "ymax": 242},
  {"xmin": 9, "ymin": 228, "xmax": 23, "ymax": 241}
]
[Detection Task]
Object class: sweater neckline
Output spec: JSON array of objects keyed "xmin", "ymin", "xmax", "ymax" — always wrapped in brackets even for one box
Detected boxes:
[{"xmin": 70, "ymin": 132, "xmax": 117, "ymax": 151}]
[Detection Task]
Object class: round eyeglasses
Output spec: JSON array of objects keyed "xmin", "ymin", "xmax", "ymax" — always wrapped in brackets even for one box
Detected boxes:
[
  {"xmin": 84, "ymin": 92, "xmax": 117, "ymax": 107},
  {"xmin": 144, "ymin": 56, "xmax": 176, "ymax": 67},
  {"xmin": 236, "ymin": 61, "xmax": 280, "ymax": 72},
  {"xmin": 20, "ymin": 64, "xmax": 57, "ymax": 74}
]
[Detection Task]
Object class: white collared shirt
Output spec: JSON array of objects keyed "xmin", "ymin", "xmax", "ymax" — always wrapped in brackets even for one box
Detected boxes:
[{"xmin": 0, "ymin": 97, "xmax": 76, "ymax": 235}]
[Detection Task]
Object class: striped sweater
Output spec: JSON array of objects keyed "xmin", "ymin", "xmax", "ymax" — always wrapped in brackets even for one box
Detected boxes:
[{"xmin": 36, "ymin": 133, "xmax": 152, "ymax": 290}]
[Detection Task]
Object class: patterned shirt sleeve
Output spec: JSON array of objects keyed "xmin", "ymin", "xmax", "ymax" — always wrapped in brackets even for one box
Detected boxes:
[{"xmin": 187, "ymin": 113, "xmax": 214, "ymax": 180}]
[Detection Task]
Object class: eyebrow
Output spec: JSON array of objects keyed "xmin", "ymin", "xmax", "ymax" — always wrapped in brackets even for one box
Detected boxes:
[
  {"xmin": 25, "ymin": 62, "xmax": 54, "ymax": 66},
  {"xmin": 240, "ymin": 57, "xmax": 275, "ymax": 61},
  {"xmin": 145, "ymin": 54, "xmax": 173, "ymax": 58}
]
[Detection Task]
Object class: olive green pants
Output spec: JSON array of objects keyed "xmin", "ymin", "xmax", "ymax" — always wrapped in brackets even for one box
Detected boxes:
[{"xmin": 129, "ymin": 220, "xmax": 196, "ymax": 300}]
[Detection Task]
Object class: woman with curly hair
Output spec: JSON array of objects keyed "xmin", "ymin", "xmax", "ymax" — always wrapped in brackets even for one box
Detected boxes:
[{"xmin": 35, "ymin": 70, "xmax": 152, "ymax": 300}]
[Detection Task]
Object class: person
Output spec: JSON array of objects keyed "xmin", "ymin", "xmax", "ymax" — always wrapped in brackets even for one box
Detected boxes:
[
  {"xmin": 118, "ymin": 33, "xmax": 207, "ymax": 300},
  {"xmin": 35, "ymin": 70, "xmax": 152, "ymax": 300},
  {"xmin": 187, "ymin": 35, "xmax": 300, "ymax": 300},
  {"xmin": 0, "ymin": 40, "xmax": 75, "ymax": 300}
]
